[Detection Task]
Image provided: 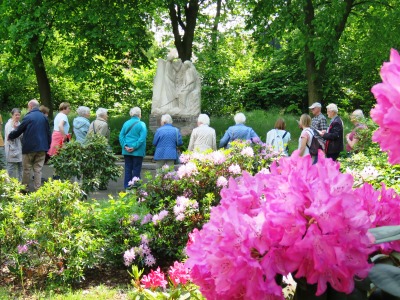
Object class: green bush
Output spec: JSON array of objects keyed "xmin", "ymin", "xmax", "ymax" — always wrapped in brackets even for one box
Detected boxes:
[
  {"xmin": 0, "ymin": 180, "xmax": 104, "ymax": 287},
  {"xmin": 50, "ymin": 134, "xmax": 122, "ymax": 193}
]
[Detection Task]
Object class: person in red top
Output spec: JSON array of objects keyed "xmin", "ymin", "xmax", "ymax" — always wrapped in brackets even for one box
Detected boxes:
[{"xmin": 346, "ymin": 109, "xmax": 367, "ymax": 153}]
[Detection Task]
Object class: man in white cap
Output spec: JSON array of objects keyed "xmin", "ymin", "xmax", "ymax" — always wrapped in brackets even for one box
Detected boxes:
[{"xmin": 309, "ymin": 102, "xmax": 327, "ymax": 149}]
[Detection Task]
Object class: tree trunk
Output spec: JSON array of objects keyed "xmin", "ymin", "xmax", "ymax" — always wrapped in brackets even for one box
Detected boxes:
[
  {"xmin": 32, "ymin": 50, "xmax": 53, "ymax": 118},
  {"xmin": 305, "ymin": 45, "xmax": 322, "ymax": 106},
  {"xmin": 169, "ymin": 0, "xmax": 200, "ymax": 61},
  {"xmin": 211, "ymin": 0, "xmax": 222, "ymax": 51}
]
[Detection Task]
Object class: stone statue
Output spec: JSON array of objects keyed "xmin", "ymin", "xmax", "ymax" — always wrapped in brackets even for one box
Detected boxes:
[{"xmin": 151, "ymin": 49, "xmax": 200, "ymax": 116}]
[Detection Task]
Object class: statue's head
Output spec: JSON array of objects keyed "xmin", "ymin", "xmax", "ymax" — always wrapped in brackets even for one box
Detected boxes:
[{"xmin": 167, "ymin": 48, "xmax": 179, "ymax": 60}]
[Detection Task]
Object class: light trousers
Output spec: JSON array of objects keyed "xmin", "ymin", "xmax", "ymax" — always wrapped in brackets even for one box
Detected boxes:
[{"xmin": 22, "ymin": 152, "xmax": 46, "ymax": 191}]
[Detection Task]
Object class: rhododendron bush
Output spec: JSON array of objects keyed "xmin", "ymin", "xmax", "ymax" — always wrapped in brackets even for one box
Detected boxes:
[
  {"xmin": 123, "ymin": 140, "xmax": 283, "ymax": 267},
  {"xmin": 185, "ymin": 152, "xmax": 400, "ymax": 299}
]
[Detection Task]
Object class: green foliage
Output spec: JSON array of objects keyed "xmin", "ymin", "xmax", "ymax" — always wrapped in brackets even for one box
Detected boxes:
[
  {"xmin": 50, "ymin": 134, "xmax": 122, "ymax": 193},
  {"xmin": 338, "ymin": 121, "xmax": 400, "ymax": 193},
  {"xmin": 0, "ymin": 180, "xmax": 104, "ymax": 286},
  {"xmin": 91, "ymin": 196, "xmax": 148, "ymax": 266}
]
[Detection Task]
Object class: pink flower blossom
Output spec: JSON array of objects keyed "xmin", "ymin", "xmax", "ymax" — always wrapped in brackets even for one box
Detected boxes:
[
  {"xmin": 370, "ymin": 48, "xmax": 400, "ymax": 165},
  {"xmin": 241, "ymin": 146, "xmax": 254, "ymax": 157},
  {"xmin": 228, "ymin": 163, "xmax": 241, "ymax": 174},
  {"xmin": 17, "ymin": 244, "xmax": 28, "ymax": 254},
  {"xmin": 123, "ymin": 247, "xmax": 136, "ymax": 266},
  {"xmin": 186, "ymin": 154, "xmax": 375, "ymax": 298},
  {"xmin": 209, "ymin": 151, "xmax": 227, "ymax": 165},
  {"xmin": 144, "ymin": 254, "xmax": 156, "ymax": 267},
  {"xmin": 152, "ymin": 210, "xmax": 168, "ymax": 224},
  {"xmin": 216, "ymin": 176, "xmax": 228, "ymax": 187},
  {"xmin": 140, "ymin": 267, "xmax": 167, "ymax": 289},
  {"xmin": 177, "ymin": 162, "xmax": 198, "ymax": 178},
  {"xmin": 168, "ymin": 261, "xmax": 191, "ymax": 286},
  {"xmin": 141, "ymin": 213, "xmax": 152, "ymax": 225},
  {"xmin": 128, "ymin": 176, "xmax": 140, "ymax": 186}
]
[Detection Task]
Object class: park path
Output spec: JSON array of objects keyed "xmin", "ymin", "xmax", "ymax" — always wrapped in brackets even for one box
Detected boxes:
[{"xmin": 40, "ymin": 156, "xmax": 157, "ymax": 200}]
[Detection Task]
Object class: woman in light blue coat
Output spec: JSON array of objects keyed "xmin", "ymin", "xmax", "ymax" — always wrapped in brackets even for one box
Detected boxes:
[
  {"xmin": 73, "ymin": 106, "xmax": 91, "ymax": 144},
  {"xmin": 119, "ymin": 107, "xmax": 147, "ymax": 188},
  {"xmin": 153, "ymin": 114, "xmax": 183, "ymax": 169}
]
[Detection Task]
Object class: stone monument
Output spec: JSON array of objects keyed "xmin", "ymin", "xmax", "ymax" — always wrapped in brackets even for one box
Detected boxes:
[{"xmin": 150, "ymin": 49, "xmax": 201, "ymax": 135}]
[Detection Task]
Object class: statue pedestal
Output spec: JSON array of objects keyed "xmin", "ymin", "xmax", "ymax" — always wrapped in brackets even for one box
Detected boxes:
[{"xmin": 149, "ymin": 114, "xmax": 197, "ymax": 136}]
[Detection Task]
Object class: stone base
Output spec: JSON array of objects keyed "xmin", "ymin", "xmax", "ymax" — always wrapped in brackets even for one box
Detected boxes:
[{"xmin": 149, "ymin": 114, "xmax": 197, "ymax": 136}]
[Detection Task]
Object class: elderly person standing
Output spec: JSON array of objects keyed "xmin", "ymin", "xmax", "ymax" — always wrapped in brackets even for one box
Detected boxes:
[
  {"xmin": 153, "ymin": 114, "xmax": 183, "ymax": 169},
  {"xmin": 8, "ymin": 99, "xmax": 51, "ymax": 192},
  {"xmin": 5, "ymin": 108, "xmax": 23, "ymax": 180},
  {"xmin": 318, "ymin": 103, "xmax": 344, "ymax": 161},
  {"xmin": 346, "ymin": 109, "xmax": 367, "ymax": 153},
  {"xmin": 119, "ymin": 107, "xmax": 147, "ymax": 189},
  {"xmin": 88, "ymin": 108, "xmax": 110, "ymax": 141},
  {"xmin": 188, "ymin": 114, "xmax": 216, "ymax": 152},
  {"xmin": 219, "ymin": 112, "xmax": 259, "ymax": 148},
  {"xmin": 48, "ymin": 102, "xmax": 71, "ymax": 157},
  {"xmin": 309, "ymin": 102, "xmax": 327, "ymax": 149},
  {"xmin": 73, "ymin": 106, "xmax": 91, "ymax": 144}
]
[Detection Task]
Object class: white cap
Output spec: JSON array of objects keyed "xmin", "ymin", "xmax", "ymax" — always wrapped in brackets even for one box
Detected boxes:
[{"xmin": 309, "ymin": 102, "xmax": 322, "ymax": 109}]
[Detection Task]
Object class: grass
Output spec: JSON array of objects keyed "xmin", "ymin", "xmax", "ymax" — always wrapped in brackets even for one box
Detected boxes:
[{"xmin": 0, "ymin": 285, "xmax": 131, "ymax": 300}]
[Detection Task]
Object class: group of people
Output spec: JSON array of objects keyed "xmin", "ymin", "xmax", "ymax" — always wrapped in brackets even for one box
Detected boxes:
[
  {"xmin": 0, "ymin": 99, "xmax": 111, "ymax": 192},
  {"xmin": 0, "ymin": 99, "xmax": 367, "ymax": 192}
]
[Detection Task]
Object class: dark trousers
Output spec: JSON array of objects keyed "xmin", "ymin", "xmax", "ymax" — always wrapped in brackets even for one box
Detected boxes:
[
  {"xmin": 326, "ymin": 152, "xmax": 340, "ymax": 161},
  {"xmin": 124, "ymin": 155, "xmax": 143, "ymax": 188}
]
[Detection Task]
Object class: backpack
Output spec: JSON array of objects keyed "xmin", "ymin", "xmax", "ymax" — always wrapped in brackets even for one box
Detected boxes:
[
  {"xmin": 306, "ymin": 129, "xmax": 322, "ymax": 156},
  {"xmin": 271, "ymin": 130, "xmax": 289, "ymax": 153}
]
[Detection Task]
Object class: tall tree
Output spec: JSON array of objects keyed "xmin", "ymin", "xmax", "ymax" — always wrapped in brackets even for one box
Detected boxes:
[
  {"xmin": 0, "ymin": 0, "xmax": 155, "ymax": 117},
  {"xmin": 246, "ymin": 0, "xmax": 397, "ymax": 106}
]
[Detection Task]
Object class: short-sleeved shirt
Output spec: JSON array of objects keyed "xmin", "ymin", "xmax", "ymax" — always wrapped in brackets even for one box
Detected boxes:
[{"xmin": 53, "ymin": 112, "xmax": 70, "ymax": 133}]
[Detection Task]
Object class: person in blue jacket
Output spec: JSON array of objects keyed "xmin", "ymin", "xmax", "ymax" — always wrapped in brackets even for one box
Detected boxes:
[
  {"xmin": 153, "ymin": 114, "xmax": 183, "ymax": 170},
  {"xmin": 119, "ymin": 107, "xmax": 147, "ymax": 189},
  {"xmin": 219, "ymin": 112, "xmax": 259, "ymax": 148},
  {"xmin": 8, "ymin": 99, "xmax": 51, "ymax": 191}
]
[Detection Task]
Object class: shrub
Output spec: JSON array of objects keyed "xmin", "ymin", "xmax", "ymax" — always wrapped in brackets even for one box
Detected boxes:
[
  {"xmin": 50, "ymin": 134, "xmax": 122, "ymax": 193},
  {"xmin": 121, "ymin": 140, "xmax": 284, "ymax": 268},
  {"xmin": 0, "ymin": 180, "xmax": 104, "ymax": 287}
]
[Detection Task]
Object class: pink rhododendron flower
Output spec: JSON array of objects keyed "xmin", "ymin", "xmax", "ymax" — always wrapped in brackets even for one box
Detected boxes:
[
  {"xmin": 128, "ymin": 176, "xmax": 140, "ymax": 186},
  {"xmin": 17, "ymin": 244, "xmax": 28, "ymax": 254},
  {"xmin": 228, "ymin": 163, "xmax": 241, "ymax": 174},
  {"xmin": 241, "ymin": 146, "xmax": 254, "ymax": 157},
  {"xmin": 177, "ymin": 162, "xmax": 198, "ymax": 178},
  {"xmin": 216, "ymin": 176, "xmax": 228, "ymax": 187},
  {"xmin": 141, "ymin": 267, "xmax": 167, "ymax": 289},
  {"xmin": 123, "ymin": 247, "xmax": 136, "ymax": 266},
  {"xmin": 370, "ymin": 48, "xmax": 400, "ymax": 165},
  {"xmin": 209, "ymin": 150, "xmax": 227, "ymax": 165},
  {"xmin": 144, "ymin": 254, "xmax": 156, "ymax": 267},
  {"xmin": 186, "ymin": 153, "xmax": 375, "ymax": 298},
  {"xmin": 168, "ymin": 261, "xmax": 191, "ymax": 286}
]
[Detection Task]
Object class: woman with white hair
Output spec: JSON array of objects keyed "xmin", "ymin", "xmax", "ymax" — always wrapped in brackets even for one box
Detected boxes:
[
  {"xmin": 88, "ymin": 108, "xmax": 110, "ymax": 141},
  {"xmin": 153, "ymin": 114, "xmax": 183, "ymax": 169},
  {"xmin": 317, "ymin": 103, "xmax": 344, "ymax": 161},
  {"xmin": 119, "ymin": 107, "xmax": 148, "ymax": 189},
  {"xmin": 346, "ymin": 109, "xmax": 367, "ymax": 153},
  {"xmin": 188, "ymin": 114, "xmax": 217, "ymax": 152},
  {"xmin": 73, "ymin": 106, "xmax": 91, "ymax": 144},
  {"xmin": 219, "ymin": 112, "xmax": 259, "ymax": 148}
]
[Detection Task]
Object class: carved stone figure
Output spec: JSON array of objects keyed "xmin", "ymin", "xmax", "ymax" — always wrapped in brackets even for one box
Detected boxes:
[{"xmin": 151, "ymin": 49, "xmax": 200, "ymax": 116}]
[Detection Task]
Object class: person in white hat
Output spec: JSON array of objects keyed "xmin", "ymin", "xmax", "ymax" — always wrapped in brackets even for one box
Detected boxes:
[{"xmin": 309, "ymin": 102, "xmax": 327, "ymax": 149}]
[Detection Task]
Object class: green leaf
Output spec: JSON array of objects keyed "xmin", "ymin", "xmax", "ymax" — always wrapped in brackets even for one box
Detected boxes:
[
  {"xmin": 369, "ymin": 264, "xmax": 400, "ymax": 296},
  {"xmin": 369, "ymin": 226, "xmax": 400, "ymax": 244}
]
